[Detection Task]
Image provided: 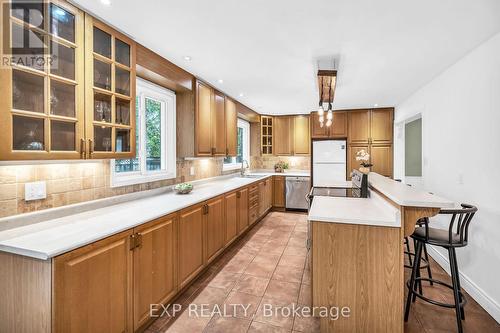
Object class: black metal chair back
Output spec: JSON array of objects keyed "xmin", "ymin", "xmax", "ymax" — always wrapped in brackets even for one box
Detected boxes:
[{"xmin": 419, "ymin": 204, "xmax": 478, "ymax": 247}]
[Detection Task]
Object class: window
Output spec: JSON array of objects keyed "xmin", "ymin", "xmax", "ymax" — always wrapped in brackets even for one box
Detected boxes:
[
  {"xmin": 111, "ymin": 78, "xmax": 176, "ymax": 187},
  {"xmin": 223, "ymin": 118, "xmax": 250, "ymax": 170}
]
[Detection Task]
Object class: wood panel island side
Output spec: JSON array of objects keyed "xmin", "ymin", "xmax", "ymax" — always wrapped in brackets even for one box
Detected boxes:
[{"xmin": 308, "ymin": 172, "xmax": 454, "ymax": 333}]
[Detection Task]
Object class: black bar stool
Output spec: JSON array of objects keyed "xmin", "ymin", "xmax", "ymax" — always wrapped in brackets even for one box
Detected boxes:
[{"xmin": 404, "ymin": 204, "xmax": 478, "ymax": 333}]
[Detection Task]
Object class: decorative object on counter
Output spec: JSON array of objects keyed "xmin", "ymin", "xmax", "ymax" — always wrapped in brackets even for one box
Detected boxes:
[
  {"xmin": 274, "ymin": 160, "xmax": 289, "ymax": 173},
  {"xmin": 173, "ymin": 182, "xmax": 193, "ymax": 194},
  {"xmin": 356, "ymin": 149, "xmax": 372, "ymax": 174}
]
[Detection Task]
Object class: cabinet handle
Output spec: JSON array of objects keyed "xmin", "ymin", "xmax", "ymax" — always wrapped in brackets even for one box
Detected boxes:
[
  {"xmin": 211, "ymin": 147, "xmax": 216, "ymax": 155},
  {"xmin": 237, "ymin": 192, "xmax": 241, "ymax": 198},
  {"xmin": 226, "ymin": 148, "xmax": 229, "ymax": 156},
  {"xmin": 129, "ymin": 234, "xmax": 137, "ymax": 250},
  {"xmin": 80, "ymin": 139, "xmax": 86, "ymax": 159},
  {"xmin": 88, "ymin": 139, "xmax": 93, "ymax": 157}
]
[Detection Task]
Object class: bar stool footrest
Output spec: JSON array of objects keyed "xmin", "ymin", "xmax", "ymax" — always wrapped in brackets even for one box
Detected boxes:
[{"xmin": 406, "ymin": 277, "xmax": 467, "ymax": 308}]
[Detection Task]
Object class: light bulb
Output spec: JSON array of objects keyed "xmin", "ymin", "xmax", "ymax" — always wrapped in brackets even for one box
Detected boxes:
[
  {"xmin": 319, "ymin": 115, "xmax": 324, "ymax": 123},
  {"xmin": 327, "ymin": 110, "xmax": 333, "ymax": 120},
  {"xmin": 318, "ymin": 104, "xmax": 324, "ymax": 116},
  {"xmin": 326, "ymin": 119, "xmax": 332, "ymax": 127},
  {"xmin": 320, "ymin": 121, "xmax": 324, "ymax": 128}
]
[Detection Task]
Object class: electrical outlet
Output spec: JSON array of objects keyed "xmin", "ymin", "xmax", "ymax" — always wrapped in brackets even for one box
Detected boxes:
[
  {"xmin": 25, "ymin": 181, "xmax": 46, "ymax": 201},
  {"xmin": 190, "ymin": 166, "xmax": 195, "ymax": 176}
]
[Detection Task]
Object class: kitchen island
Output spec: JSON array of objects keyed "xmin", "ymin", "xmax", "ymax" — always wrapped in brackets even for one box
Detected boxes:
[{"xmin": 308, "ymin": 172, "xmax": 454, "ymax": 333}]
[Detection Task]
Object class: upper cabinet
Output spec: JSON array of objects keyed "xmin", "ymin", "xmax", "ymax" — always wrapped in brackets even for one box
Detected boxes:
[
  {"xmin": 84, "ymin": 15, "xmax": 136, "ymax": 159},
  {"xmin": 0, "ymin": 1, "xmax": 85, "ymax": 160},
  {"xmin": 194, "ymin": 80, "xmax": 236, "ymax": 157},
  {"xmin": 310, "ymin": 111, "xmax": 347, "ymax": 139},
  {"xmin": 225, "ymin": 97, "xmax": 237, "ymax": 156},
  {"xmin": 0, "ymin": 5, "xmax": 136, "ymax": 161},
  {"xmin": 347, "ymin": 110, "xmax": 371, "ymax": 144},
  {"xmin": 293, "ymin": 115, "xmax": 310, "ymax": 155},
  {"xmin": 261, "ymin": 116, "xmax": 273, "ymax": 155},
  {"xmin": 274, "ymin": 116, "xmax": 293, "ymax": 155},
  {"xmin": 370, "ymin": 108, "xmax": 394, "ymax": 144}
]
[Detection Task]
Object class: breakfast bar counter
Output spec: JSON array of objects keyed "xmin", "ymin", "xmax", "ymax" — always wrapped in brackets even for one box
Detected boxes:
[{"xmin": 308, "ymin": 172, "xmax": 454, "ymax": 333}]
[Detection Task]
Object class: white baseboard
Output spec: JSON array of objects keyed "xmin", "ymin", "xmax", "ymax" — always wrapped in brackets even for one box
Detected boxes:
[{"xmin": 426, "ymin": 245, "xmax": 500, "ymax": 323}]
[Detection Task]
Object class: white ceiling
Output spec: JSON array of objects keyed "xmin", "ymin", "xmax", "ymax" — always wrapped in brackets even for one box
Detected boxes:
[{"xmin": 74, "ymin": 0, "xmax": 500, "ymax": 115}]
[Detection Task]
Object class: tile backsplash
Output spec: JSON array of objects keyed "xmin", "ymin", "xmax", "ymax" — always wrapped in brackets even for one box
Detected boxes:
[
  {"xmin": 0, "ymin": 158, "xmax": 234, "ymax": 218},
  {"xmin": 250, "ymin": 156, "xmax": 310, "ymax": 171}
]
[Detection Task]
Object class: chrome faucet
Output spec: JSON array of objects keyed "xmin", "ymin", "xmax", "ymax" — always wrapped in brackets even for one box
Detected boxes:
[{"xmin": 241, "ymin": 159, "xmax": 249, "ymax": 176}]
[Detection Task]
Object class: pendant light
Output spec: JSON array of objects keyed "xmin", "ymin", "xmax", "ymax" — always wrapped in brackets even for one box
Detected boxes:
[{"xmin": 318, "ymin": 79, "xmax": 324, "ymax": 117}]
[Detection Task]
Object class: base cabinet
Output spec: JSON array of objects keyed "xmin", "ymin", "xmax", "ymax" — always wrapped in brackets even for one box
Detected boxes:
[
  {"xmin": 178, "ymin": 204, "xmax": 204, "ymax": 288},
  {"xmin": 133, "ymin": 215, "xmax": 177, "ymax": 331},
  {"xmin": 204, "ymin": 196, "xmax": 225, "ymax": 264},
  {"xmin": 53, "ymin": 230, "xmax": 133, "ymax": 333},
  {"xmin": 237, "ymin": 187, "xmax": 249, "ymax": 234},
  {"xmin": 225, "ymin": 191, "xmax": 238, "ymax": 246},
  {"xmin": 273, "ymin": 176, "xmax": 285, "ymax": 208}
]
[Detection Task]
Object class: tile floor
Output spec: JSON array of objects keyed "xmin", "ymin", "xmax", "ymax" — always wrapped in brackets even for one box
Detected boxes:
[{"xmin": 145, "ymin": 211, "xmax": 500, "ymax": 333}]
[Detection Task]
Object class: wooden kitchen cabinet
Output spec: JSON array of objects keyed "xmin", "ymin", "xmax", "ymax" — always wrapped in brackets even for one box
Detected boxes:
[
  {"xmin": 238, "ymin": 187, "xmax": 249, "ymax": 234},
  {"xmin": 84, "ymin": 14, "xmax": 136, "ymax": 159},
  {"xmin": 258, "ymin": 178, "xmax": 273, "ymax": 217},
  {"xmin": 133, "ymin": 214, "xmax": 177, "ymax": 331},
  {"xmin": 348, "ymin": 110, "xmax": 371, "ymax": 144},
  {"xmin": 195, "ymin": 80, "xmax": 214, "ymax": 156},
  {"xmin": 274, "ymin": 116, "xmax": 293, "ymax": 155},
  {"xmin": 212, "ymin": 91, "xmax": 226, "ymax": 156},
  {"xmin": 0, "ymin": 1, "xmax": 86, "ymax": 160},
  {"xmin": 225, "ymin": 97, "xmax": 237, "ymax": 156},
  {"xmin": 53, "ymin": 230, "xmax": 133, "ymax": 333},
  {"xmin": 370, "ymin": 144, "xmax": 393, "ymax": 178},
  {"xmin": 178, "ymin": 203, "xmax": 204, "ymax": 288},
  {"xmin": 273, "ymin": 176, "xmax": 286, "ymax": 208},
  {"xmin": 294, "ymin": 115, "xmax": 310, "ymax": 155},
  {"xmin": 225, "ymin": 191, "xmax": 238, "ymax": 246},
  {"xmin": 204, "ymin": 195, "xmax": 225, "ymax": 264},
  {"xmin": 371, "ymin": 108, "xmax": 394, "ymax": 144},
  {"xmin": 310, "ymin": 111, "xmax": 347, "ymax": 139},
  {"xmin": 261, "ymin": 116, "xmax": 274, "ymax": 155},
  {"xmin": 249, "ymin": 184, "xmax": 260, "ymax": 225}
]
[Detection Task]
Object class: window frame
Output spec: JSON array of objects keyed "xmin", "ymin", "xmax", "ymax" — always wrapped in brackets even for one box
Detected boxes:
[
  {"xmin": 110, "ymin": 78, "xmax": 176, "ymax": 187},
  {"xmin": 223, "ymin": 118, "xmax": 250, "ymax": 171}
]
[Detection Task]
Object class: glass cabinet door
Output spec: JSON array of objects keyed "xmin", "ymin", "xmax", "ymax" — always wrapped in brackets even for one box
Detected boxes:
[
  {"xmin": 85, "ymin": 14, "xmax": 136, "ymax": 158},
  {"xmin": 0, "ymin": 0, "xmax": 85, "ymax": 160}
]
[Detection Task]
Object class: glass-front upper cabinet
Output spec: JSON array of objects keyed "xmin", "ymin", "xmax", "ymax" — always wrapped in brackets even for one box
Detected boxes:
[
  {"xmin": 84, "ymin": 14, "xmax": 136, "ymax": 159},
  {"xmin": 0, "ymin": 0, "xmax": 85, "ymax": 160}
]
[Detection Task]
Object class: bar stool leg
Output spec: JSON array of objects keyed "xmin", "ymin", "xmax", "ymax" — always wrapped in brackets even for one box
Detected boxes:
[
  {"xmin": 423, "ymin": 243, "xmax": 434, "ymax": 286},
  {"xmin": 451, "ymin": 247, "xmax": 465, "ymax": 320},
  {"xmin": 405, "ymin": 237, "xmax": 413, "ymax": 266},
  {"xmin": 412, "ymin": 239, "xmax": 423, "ymax": 302},
  {"xmin": 405, "ymin": 240, "xmax": 423, "ymax": 321},
  {"xmin": 449, "ymin": 248, "xmax": 464, "ymax": 333}
]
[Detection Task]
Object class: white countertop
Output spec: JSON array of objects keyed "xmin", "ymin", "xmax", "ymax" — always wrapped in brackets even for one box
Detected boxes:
[
  {"xmin": 0, "ymin": 174, "xmax": 273, "ymax": 260},
  {"xmin": 308, "ymin": 192, "xmax": 401, "ymax": 227},
  {"xmin": 368, "ymin": 173, "xmax": 454, "ymax": 208}
]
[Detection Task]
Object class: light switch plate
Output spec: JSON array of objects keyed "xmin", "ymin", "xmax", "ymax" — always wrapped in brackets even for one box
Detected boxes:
[{"xmin": 25, "ymin": 181, "xmax": 47, "ymax": 201}]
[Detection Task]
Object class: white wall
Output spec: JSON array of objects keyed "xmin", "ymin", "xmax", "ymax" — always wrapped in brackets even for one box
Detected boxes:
[{"xmin": 394, "ymin": 32, "xmax": 500, "ymax": 322}]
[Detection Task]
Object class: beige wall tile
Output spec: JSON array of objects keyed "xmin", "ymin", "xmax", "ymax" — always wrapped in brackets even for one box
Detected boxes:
[
  {"xmin": 0, "ymin": 200, "xmax": 17, "ymax": 218},
  {"xmin": 0, "ymin": 183, "xmax": 17, "ymax": 201},
  {"xmin": 0, "ymin": 166, "xmax": 17, "ymax": 184}
]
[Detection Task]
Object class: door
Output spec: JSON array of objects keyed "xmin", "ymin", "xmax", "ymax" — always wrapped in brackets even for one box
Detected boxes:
[
  {"xmin": 294, "ymin": 116, "xmax": 310, "ymax": 155},
  {"xmin": 371, "ymin": 108, "xmax": 393, "ymax": 144},
  {"xmin": 310, "ymin": 112, "xmax": 330, "ymax": 138},
  {"xmin": 273, "ymin": 176, "xmax": 286, "ymax": 208},
  {"xmin": 204, "ymin": 196, "xmax": 224, "ymax": 264},
  {"xmin": 225, "ymin": 97, "xmax": 237, "ymax": 156},
  {"xmin": 133, "ymin": 215, "xmax": 177, "ymax": 331},
  {"xmin": 348, "ymin": 110, "xmax": 370, "ymax": 144},
  {"xmin": 274, "ymin": 116, "xmax": 292, "ymax": 155},
  {"xmin": 53, "ymin": 230, "xmax": 133, "ymax": 333},
  {"xmin": 225, "ymin": 191, "xmax": 238, "ymax": 246},
  {"xmin": 178, "ymin": 203, "xmax": 204, "ymax": 288},
  {"xmin": 238, "ymin": 187, "xmax": 249, "ymax": 234},
  {"xmin": 212, "ymin": 91, "xmax": 226, "ymax": 156},
  {"xmin": 84, "ymin": 15, "xmax": 137, "ymax": 159},
  {"xmin": 347, "ymin": 145, "xmax": 369, "ymax": 179},
  {"xmin": 195, "ymin": 81, "xmax": 213, "ymax": 156},
  {"xmin": 330, "ymin": 112, "xmax": 348, "ymax": 138},
  {"xmin": 371, "ymin": 145, "xmax": 393, "ymax": 178}
]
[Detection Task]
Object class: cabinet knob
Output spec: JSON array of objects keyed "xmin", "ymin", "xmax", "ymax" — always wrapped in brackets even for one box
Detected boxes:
[
  {"xmin": 80, "ymin": 139, "xmax": 86, "ymax": 159},
  {"xmin": 88, "ymin": 139, "xmax": 94, "ymax": 157}
]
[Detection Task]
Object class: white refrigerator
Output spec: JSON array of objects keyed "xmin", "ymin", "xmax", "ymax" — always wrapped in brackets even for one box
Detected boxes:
[{"xmin": 312, "ymin": 140, "xmax": 347, "ymax": 187}]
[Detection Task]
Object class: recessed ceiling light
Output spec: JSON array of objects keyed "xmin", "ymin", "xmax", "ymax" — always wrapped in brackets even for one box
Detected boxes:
[
  {"xmin": 100, "ymin": 0, "xmax": 111, "ymax": 5},
  {"xmin": 374, "ymin": 103, "xmax": 379, "ymax": 107},
  {"xmin": 239, "ymin": 93, "xmax": 244, "ymax": 97},
  {"xmin": 183, "ymin": 55, "xmax": 192, "ymax": 61},
  {"xmin": 217, "ymin": 79, "xmax": 224, "ymax": 84}
]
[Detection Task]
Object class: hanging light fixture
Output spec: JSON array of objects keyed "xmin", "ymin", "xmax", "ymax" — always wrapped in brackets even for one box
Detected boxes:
[{"xmin": 316, "ymin": 68, "xmax": 337, "ymax": 127}]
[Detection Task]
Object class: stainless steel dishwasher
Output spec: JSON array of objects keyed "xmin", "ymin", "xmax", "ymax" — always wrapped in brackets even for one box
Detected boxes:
[{"xmin": 285, "ymin": 176, "xmax": 310, "ymax": 210}]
